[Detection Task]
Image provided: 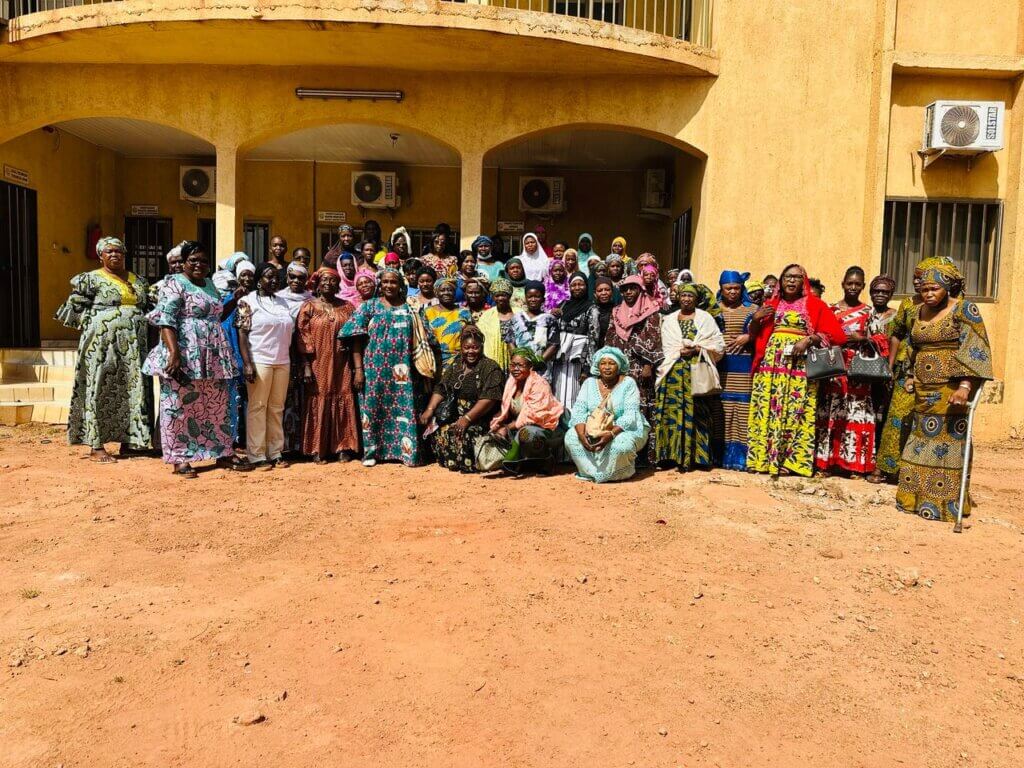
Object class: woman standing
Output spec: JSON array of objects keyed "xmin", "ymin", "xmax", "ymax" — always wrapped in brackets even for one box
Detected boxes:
[
  {"xmin": 577, "ymin": 233, "xmax": 598, "ymax": 269},
  {"xmin": 143, "ymin": 241, "xmax": 249, "ymax": 477},
  {"xmin": 714, "ymin": 270, "xmax": 757, "ymax": 470},
  {"xmin": 57, "ymin": 236, "xmax": 151, "ymax": 463},
  {"xmin": 563, "ymin": 248, "xmax": 584, "ymax": 279},
  {"xmin": 653, "ymin": 284, "xmax": 725, "ymax": 470},
  {"xmin": 500, "ymin": 257, "xmax": 529, "ymax": 312},
  {"xmin": 278, "ymin": 261, "xmax": 313, "ymax": 456},
  {"xmin": 420, "ymin": 325, "xmax": 505, "ymax": 472},
  {"xmin": 815, "ymin": 266, "xmax": 880, "ymax": 476},
  {"xmin": 864, "ymin": 274, "xmax": 897, "ymax": 483},
  {"xmin": 237, "ymin": 263, "xmax": 296, "ymax": 469},
  {"xmin": 422, "ymin": 232, "xmax": 456, "ymax": 277},
  {"xmin": 340, "ymin": 268, "xmax": 424, "ymax": 467},
  {"xmin": 519, "ymin": 233, "xmax": 550, "ymax": 282},
  {"xmin": 897, "ymin": 264, "xmax": 991, "ymax": 522},
  {"xmin": 606, "ymin": 256, "xmax": 626, "ymax": 284},
  {"xmin": 511, "ymin": 281, "xmax": 560, "ymax": 379},
  {"xmin": 607, "ymin": 236, "xmax": 633, "ymax": 274},
  {"xmin": 476, "ymin": 277, "xmax": 516, "ymax": 372},
  {"xmin": 454, "ymin": 251, "xmax": 481, "ymax": 303},
  {"xmin": 543, "ymin": 259, "xmax": 571, "ymax": 314},
  {"xmin": 636, "ymin": 254, "xmax": 668, "ymax": 310},
  {"xmin": 551, "ymin": 272, "xmax": 600, "ymax": 410},
  {"xmin": 604, "ymin": 275, "xmax": 664, "ymax": 456},
  {"xmin": 222, "ymin": 259, "xmax": 256, "ymax": 446},
  {"xmin": 297, "ymin": 267, "xmax": 360, "ymax": 463},
  {"xmin": 336, "ymin": 253, "xmax": 364, "ymax": 307},
  {"xmin": 424, "ymin": 277, "xmax": 473, "ymax": 367},
  {"xmin": 746, "ymin": 264, "xmax": 846, "ymax": 477},
  {"xmin": 462, "ymin": 278, "xmax": 490, "ymax": 324},
  {"xmin": 407, "ymin": 266, "xmax": 439, "ymax": 311},
  {"xmin": 565, "ymin": 347, "xmax": 650, "ymax": 483}
]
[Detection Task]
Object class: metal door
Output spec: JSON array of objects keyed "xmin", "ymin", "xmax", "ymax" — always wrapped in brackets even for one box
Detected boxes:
[
  {"xmin": 124, "ymin": 216, "xmax": 173, "ymax": 284},
  {"xmin": 0, "ymin": 181, "xmax": 40, "ymax": 347}
]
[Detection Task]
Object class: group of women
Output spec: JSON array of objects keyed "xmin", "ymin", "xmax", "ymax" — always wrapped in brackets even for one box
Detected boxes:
[{"xmin": 58, "ymin": 226, "xmax": 992, "ymax": 525}]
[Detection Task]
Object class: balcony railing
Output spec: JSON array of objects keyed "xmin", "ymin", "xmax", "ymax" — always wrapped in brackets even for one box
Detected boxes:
[{"xmin": 3, "ymin": 1, "xmax": 713, "ymax": 47}]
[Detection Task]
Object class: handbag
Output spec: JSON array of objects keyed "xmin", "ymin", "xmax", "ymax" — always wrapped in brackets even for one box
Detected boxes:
[
  {"xmin": 805, "ymin": 344, "xmax": 847, "ymax": 381},
  {"xmin": 435, "ymin": 366, "xmax": 475, "ymax": 426},
  {"xmin": 848, "ymin": 341, "xmax": 892, "ymax": 381},
  {"xmin": 410, "ymin": 309, "xmax": 436, "ymax": 379},
  {"xmin": 690, "ymin": 347, "xmax": 722, "ymax": 397},
  {"xmin": 474, "ymin": 433, "xmax": 511, "ymax": 472},
  {"xmin": 584, "ymin": 390, "xmax": 616, "ymax": 440}
]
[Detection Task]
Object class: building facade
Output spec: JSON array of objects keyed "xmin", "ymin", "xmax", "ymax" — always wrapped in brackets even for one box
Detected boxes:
[{"xmin": 0, "ymin": 0, "xmax": 1022, "ymax": 439}]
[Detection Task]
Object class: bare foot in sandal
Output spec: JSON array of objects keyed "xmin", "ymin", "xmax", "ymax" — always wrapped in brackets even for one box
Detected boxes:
[
  {"xmin": 89, "ymin": 448, "xmax": 117, "ymax": 464},
  {"xmin": 173, "ymin": 463, "xmax": 198, "ymax": 479}
]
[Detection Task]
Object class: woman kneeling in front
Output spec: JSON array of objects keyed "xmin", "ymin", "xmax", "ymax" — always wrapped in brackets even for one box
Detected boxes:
[{"xmin": 565, "ymin": 347, "xmax": 650, "ymax": 483}]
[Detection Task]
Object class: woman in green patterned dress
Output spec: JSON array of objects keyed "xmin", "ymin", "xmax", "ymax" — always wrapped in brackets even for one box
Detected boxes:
[
  {"xmin": 896, "ymin": 263, "xmax": 992, "ymax": 522},
  {"xmin": 56, "ymin": 236, "xmax": 151, "ymax": 463}
]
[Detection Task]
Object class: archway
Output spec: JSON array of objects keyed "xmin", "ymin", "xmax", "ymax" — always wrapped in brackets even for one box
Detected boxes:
[
  {"xmin": 482, "ymin": 125, "xmax": 705, "ymax": 270},
  {"xmin": 238, "ymin": 122, "xmax": 462, "ymax": 267}
]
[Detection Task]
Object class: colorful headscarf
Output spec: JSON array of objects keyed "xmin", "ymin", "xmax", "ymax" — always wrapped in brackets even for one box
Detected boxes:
[
  {"xmin": 920, "ymin": 264, "xmax": 964, "ymax": 291},
  {"xmin": 489, "ymin": 277, "xmax": 513, "ymax": 297},
  {"xmin": 96, "ymin": 236, "xmax": 125, "ymax": 257},
  {"xmin": 336, "ymin": 252, "xmax": 362, "ymax": 304},
  {"xmin": 577, "ymin": 232, "xmax": 597, "ymax": 262},
  {"xmin": 589, "ymin": 346, "xmax": 630, "ymax": 376},
  {"xmin": 717, "ymin": 269, "xmax": 752, "ymax": 306},
  {"xmin": 745, "ymin": 279, "xmax": 765, "ymax": 293},
  {"xmin": 543, "ymin": 258, "xmax": 571, "ymax": 310},
  {"xmin": 608, "ymin": 236, "xmax": 628, "ymax": 262},
  {"xmin": 510, "ymin": 346, "xmax": 547, "ymax": 373},
  {"xmin": 309, "ymin": 266, "xmax": 340, "ymax": 294},
  {"xmin": 869, "ymin": 274, "xmax": 897, "ymax": 292},
  {"xmin": 611, "ymin": 275, "xmax": 660, "ymax": 341},
  {"xmin": 674, "ymin": 282, "xmax": 700, "ymax": 299}
]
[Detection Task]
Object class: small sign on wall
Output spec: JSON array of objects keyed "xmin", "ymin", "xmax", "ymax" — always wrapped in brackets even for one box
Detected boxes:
[
  {"xmin": 130, "ymin": 204, "xmax": 160, "ymax": 217},
  {"xmin": 3, "ymin": 164, "xmax": 30, "ymax": 186},
  {"xmin": 497, "ymin": 220, "xmax": 524, "ymax": 235},
  {"xmin": 318, "ymin": 211, "xmax": 347, "ymax": 224}
]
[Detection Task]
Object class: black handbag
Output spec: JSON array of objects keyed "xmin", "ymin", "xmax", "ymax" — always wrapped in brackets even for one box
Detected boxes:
[
  {"xmin": 805, "ymin": 345, "xmax": 847, "ymax": 381},
  {"xmin": 434, "ymin": 366, "xmax": 474, "ymax": 426},
  {"xmin": 848, "ymin": 342, "xmax": 892, "ymax": 381}
]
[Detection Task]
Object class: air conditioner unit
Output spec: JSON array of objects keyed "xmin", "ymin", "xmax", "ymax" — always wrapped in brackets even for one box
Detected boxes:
[
  {"xmin": 923, "ymin": 100, "xmax": 1005, "ymax": 153},
  {"xmin": 351, "ymin": 171, "xmax": 399, "ymax": 209},
  {"xmin": 179, "ymin": 166, "xmax": 216, "ymax": 204},
  {"xmin": 518, "ymin": 176, "xmax": 566, "ymax": 214},
  {"xmin": 643, "ymin": 168, "xmax": 669, "ymax": 210}
]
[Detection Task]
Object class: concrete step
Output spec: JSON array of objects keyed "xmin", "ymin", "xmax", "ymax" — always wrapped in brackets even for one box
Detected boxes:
[
  {"xmin": 0, "ymin": 381, "xmax": 73, "ymax": 402},
  {"xmin": 0, "ymin": 402, "xmax": 69, "ymax": 426},
  {"xmin": 0, "ymin": 348, "xmax": 79, "ymax": 367},
  {"xmin": 0, "ymin": 362, "xmax": 76, "ymax": 383}
]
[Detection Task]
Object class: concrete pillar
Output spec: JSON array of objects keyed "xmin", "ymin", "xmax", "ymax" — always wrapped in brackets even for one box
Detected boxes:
[
  {"xmin": 215, "ymin": 143, "xmax": 238, "ymax": 263},
  {"xmin": 460, "ymin": 151, "xmax": 485, "ymax": 250}
]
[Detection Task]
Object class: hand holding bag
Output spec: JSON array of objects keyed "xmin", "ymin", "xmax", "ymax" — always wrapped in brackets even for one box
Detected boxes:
[
  {"xmin": 805, "ymin": 344, "xmax": 847, "ymax": 381},
  {"xmin": 848, "ymin": 341, "xmax": 892, "ymax": 381},
  {"xmin": 690, "ymin": 347, "xmax": 723, "ymax": 396},
  {"xmin": 584, "ymin": 390, "xmax": 616, "ymax": 440},
  {"xmin": 410, "ymin": 309, "xmax": 436, "ymax": 380}
]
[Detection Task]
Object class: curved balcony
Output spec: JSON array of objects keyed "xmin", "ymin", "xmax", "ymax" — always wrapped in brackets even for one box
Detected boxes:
[{"xmin": 0, "ymin": 0, "xmax": 717, "ymax": 75}]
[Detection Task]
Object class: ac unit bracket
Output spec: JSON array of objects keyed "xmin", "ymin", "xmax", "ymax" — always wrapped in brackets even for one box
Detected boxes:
[{"xmin": 918, "ymin": 147, "xmax": 988, "ymax": 172}]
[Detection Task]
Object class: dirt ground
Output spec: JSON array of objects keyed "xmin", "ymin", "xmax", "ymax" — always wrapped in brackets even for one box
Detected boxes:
[{"xmin": 1, "ymin": 424, "xmax": 1022, "ymax": 768}]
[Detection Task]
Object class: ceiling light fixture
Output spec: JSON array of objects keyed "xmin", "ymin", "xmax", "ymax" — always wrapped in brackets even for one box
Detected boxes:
[{"xmin": 295, "ymin": 88, "xmax": 404, "ymax": 102}]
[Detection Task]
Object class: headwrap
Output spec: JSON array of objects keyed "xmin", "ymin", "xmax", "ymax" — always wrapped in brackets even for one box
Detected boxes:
[
  {"xmin": 355, "ymin": 271, "xmax": 378, "ymax": 299},
  {"xmin": 471, "ymin": 235, "xmax": 493, "ymax": 259},
  {"xmin": 338, "ymin": 224, "xmax": 354, "ymax": 234},
  {"xmin": 165, "ymin": 242, "xmax": 186, "ymax": 264},
  {"xmin": 254, "ymin": 262, "xmax": 278, "ymax": 282},
  {"xmin": 286, "ymin": 261, "xmax": 308, "ymax": 277},
  {"xmin": 589, "ymin": 346, "xmax": 630, "ymax": 377},
  {"xmin": 559, "ymin": 272, "xmax": 593, "ymax": 326},
  {"xmin": 235, "ymin": 260, "xmax": 256, "ymax": 277},
  {"xmin": 577, "ymin": 232, "xmax": 597, "ymax": 262},
  {"xmin": 520, "ymin": 233, "xmax": 550, "ymax": 282},
  {"xmin": 869, "ymin": 274, "xmax": 897, "ymax": 292},
  {"xmin": 212, "ymin": 250, "xmax": 248, "ymax": 294},
  {"xmin": 543, "ymin": 259, "xmax": 571, "ymax": 311},
  {"xmin": 96, "ymin": 236, "xmax": 126, "ymax": 257},
  {"xmin": 489, "ymin": 277, "xmax": 513, "ymax": 296},
  {"xmin": 336, "ymin": 252, "xmax": 362, "ymax": 305},
  {"xmin": 434, "ymin": 275, "xmax": 457, "ymax": 292},
  {"xmin": 309, "ymin": 266, "xmax": 340, "ymax": 294},
  {"xmin": 611, "ymin": 275, "xmax": 660, "ymax": 341},
  {"xmin": 586, "ymin": 255, "xmax": 603, "ymax": 268},
  {"xmin": 920, "ymin": 264, "xmax": 963, "ymax": 291},
  {"xmin": 390, "ymin": 226, "xmax": 412, "ymax": 255},
  {"xmin": 674, "ymin": 282, "xmax": 700, "ymax": 299},
  {"xmin": 717, "ymin": 269, "xmax": 752, "ymax": 306},
  {"xmin": 635, "ymin": 253, "xmax": 658, "ymax": 269},
  {"xmin": 523, "ymin": 279, "xmax": 545, "ymax": 295},
  {"xmin": 636, "ymin": 256, "xmax": 666, "ymax": 307},
  {"xmin": 915, "ymin": 255, "xmax": 954, "ymax": 274},
  {"xmin": 745, "ymin": 279, "xmax": 765, "ymax": 293},
  {"xmin": 510, "ymin": 346, "xmax": 547, "ymax": 373},
  {"xmin": 383, "ymin": 251, "xmax": 401, "ymax": 267},
  {"xmin": 590, "ymin": 275, "xmax": 619, "ymax": 342},
  {"xmin": 675, "ymin": 269, "xmax": 694, "ymax": 285},
  {"xmin": 608, "ymin": 236, "xmax": 628, "ymax": 262},
  {"xmin": 501, "ymin": 258, "xmax": 528, "ymax": 288}
]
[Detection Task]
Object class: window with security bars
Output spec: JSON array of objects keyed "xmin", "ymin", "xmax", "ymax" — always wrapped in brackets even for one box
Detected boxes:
[{"xmin": 881, "ymin": 198, "xmax": 1002, "ymax": 299}]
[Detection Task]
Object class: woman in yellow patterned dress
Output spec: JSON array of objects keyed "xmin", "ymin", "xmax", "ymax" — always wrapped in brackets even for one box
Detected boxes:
[{"xmin": 896, "ymin": 264, "xmax": 992, "ymax": 523}]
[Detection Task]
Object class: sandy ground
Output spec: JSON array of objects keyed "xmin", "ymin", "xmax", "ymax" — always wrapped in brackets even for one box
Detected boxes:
[{"xmin": 1, "ymin": 424, "xmax": 1022, "ymax": 768}]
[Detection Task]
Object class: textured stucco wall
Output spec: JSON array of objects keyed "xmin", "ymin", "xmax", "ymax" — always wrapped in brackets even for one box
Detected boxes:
[{"xmin": 896, "ymin": 0, "xmax": 1021, "ymax": 59}]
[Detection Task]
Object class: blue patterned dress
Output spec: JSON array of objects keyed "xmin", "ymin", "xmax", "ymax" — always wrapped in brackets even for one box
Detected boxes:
[{"xmin": 564, "ymin": 376, "xmax": 649, "ymax": 483}]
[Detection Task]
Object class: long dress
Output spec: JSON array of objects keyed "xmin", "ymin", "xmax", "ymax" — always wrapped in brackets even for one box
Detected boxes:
[
  {"xmin": 875, "ymin": 297, "xmax": 917, "ymax": 477},
  {"xmin": 896, "ymin": 299, "xmax": 992, "ymax": 522},
  {"xmin": 429, "ymin": 355, "xmax": 505, "ymax": 472},
  {"xmin": 653, "ymin": 314, "xmax": 717, "ymax": 470},
  {"xmin": 56, "ymin": 269, "xmax": 152, "ymax": 450},
  {"xmin": 476, "ymin": 307, "xmax": 514, "ymax": 372},
  {"xmin": 143, "ymin": 275, "xmax": 238, "ymax": 464},
  {"xmin": 603, "ymin": 314, "xmax": 663, "ymax": 460},
  {"xmin": 338, "ymin": 298, "xmax": 421, "ymax": 465},
  {"xmin": 278, "ymin": 289, "xmax": 312, "ymax": 455},
  {"xmin": 297, "ymin": 298, "xmax": 360, "ymax": 458},
  {"xmin": 424, "ymin": 304, "xmax": 473, "ymax": 367},
  {"xmin": 747, "ymin": 303, "xmax": 820, "ymax": 477},
  {"xmin": 814, "ymin": 303, "xmax": 877, "ymax": 474},
  {"xmin": 715, "ymin": 303, "xmax": 756, "ymax": 470},
  {"xmin": 511, "ymin": 310, "xmax": 561, "ymax": 382},
  {"xmin": 564, "ymin": 376, "xmax": 650, "ymax": 483},
  {"xmin": 550, "ymin": 306, "xmax": 600, "ymax": 411},
  {"xmin": 220, "ymin": 305, "xmax": 247, "ymax": 446}
]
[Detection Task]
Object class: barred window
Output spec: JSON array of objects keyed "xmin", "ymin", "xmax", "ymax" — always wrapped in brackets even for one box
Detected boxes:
[{"xmin": 881, "ymin": 198, "xmax": 1002, "ymax": 299}]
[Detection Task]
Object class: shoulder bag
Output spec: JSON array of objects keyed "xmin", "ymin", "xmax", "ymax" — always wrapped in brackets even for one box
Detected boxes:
[
  {"xmin": 805, "ymin": 344, "xmax": 847, "ymax": 381},
  {"xmin": 691, "ymin": 347, "xmax": 723, "ymax": 396},
  {"xmin": 410, "ymin": 308, "xmax": 437, "ymax": 379},
  {"xmin": 435, "ymin": 366, "xmax": 477, "ymax": 426},
  {"xmin": 848, "ymin": 341, "xmax": 892, "ymax": 381},
  {"xmin": 584, "ymin": 387, "xmax": 616, "ymax": 440}
]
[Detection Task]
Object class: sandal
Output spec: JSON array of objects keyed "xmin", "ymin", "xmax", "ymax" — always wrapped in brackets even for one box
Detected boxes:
[
  {"xmin": 216, "ymin": 457, "xmax": 254, "ymax": 472},
  {"xmin": 270, "ymin": 458, "xmax": 291, "ymax": 469},
  {"xmin": 88, "ymin": 449, "xmax": 118, "ymax": 464},
  {"xmin": 865, "ymin": 472, "xmax": 885, "ymax": 485},
  {"xmin": 313, "ymin": 455, "xmax": 328, "ymax": 465},
  {"xmin": 174, "ymin": 464, "xmax": 198, "ymax": 479}
]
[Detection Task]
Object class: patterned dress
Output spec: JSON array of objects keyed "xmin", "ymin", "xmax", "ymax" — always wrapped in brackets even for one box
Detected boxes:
[
  {"xmin": 424, "ymin": 304, "xmax": 473, "ymax": 367},
  {"xmin": 714, "ymin": 303, "xmax": 756, "ymax": 470},
  {"xmin": 339, "ymin": 298, "xmax": 421, "ymax": 465},
  {"xmin": 297, "ymin": 298, "xmax": 360, "ymax": 458},
  {"xmin": 512, "ymin": 310, "xmax": 561, "ymax": 382},
  {"xmin": 814, "ymin": 304, "xmax": 877, "ymax": 474},
  {"xmin": 603, "ymin": 314, "xmax": 663, "ymax": 461},
  {"xmin": 550, "ymin": 306, "xmax": 601, "ymax": 411},
  {"xmin": 220, "ymin": 305, "xmax": 247, "ymax": 446},
  {"xmin": 429, "ymin": 355, "xmax": 505, "ymax": 472},
  {"xmin": 875, "ymin": 297, "xmax": 917, "ymax": 477},
  {"xmin": 747, "ymin": 302, "xmax": 818, "ymax": 476},
  {"xmin": 564, "ymin": 376, "xmax": 650, "ymax": 483},
  {"xmin": 143, "ymin": 275, "xmax": 238, "ymax": 464},
  {"xmin": 56, "ymin": 270, "xmax": 152, "ymax": 450},
  {"xmin": 476, "ymin": 307, "xmax": 514, "ymax": 372},
  {"xmin": 896, "ymin": 299, "xmax": 992, "ymax": 522},
  {"xmin": 653, "ymin": 316, "xmax": 713, "ymax": 470}
]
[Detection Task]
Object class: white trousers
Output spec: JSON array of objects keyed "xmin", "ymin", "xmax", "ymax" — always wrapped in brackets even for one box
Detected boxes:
[{"xmin": 245, "ymin": 363, "xmax": 289, "ymax": 462}]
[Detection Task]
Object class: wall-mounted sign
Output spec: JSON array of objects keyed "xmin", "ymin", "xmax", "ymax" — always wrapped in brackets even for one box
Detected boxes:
[
  {"xmin": 3, "ymin": 164, "xmax": 30, "ymax": 186},
  {"xmin": 317, "ymin": 211, "xmax": 347, "ymax": 224},
  {"xmin": 130, "ymin": 204, "xmax": 160, "ymax": 217},
  {"xmin": 497, "ymin": 220, "xmax": 524, "ymax": 235}
]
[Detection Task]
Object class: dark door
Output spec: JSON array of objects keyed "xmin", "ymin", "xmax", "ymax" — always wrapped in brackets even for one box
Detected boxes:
[
  {"xmin": 124, "ymin": 217, "xmax": 173, "ymax": 284},
  {"xmin": 0, "ymin": 181, "xmax": 40, "ymax": 347},
  {"xmin": 671, "ymin": 208, "xmax": 692, "ymax": 270},
  {"xmin": 198, "ymin": 218, "xmax": 216, "ymax": 257},
  {"xmin": 244, "ymin": 222, "xmax": 270, "ymax": 263}
]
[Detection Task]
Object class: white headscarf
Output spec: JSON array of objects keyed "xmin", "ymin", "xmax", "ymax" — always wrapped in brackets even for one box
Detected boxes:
[
  {"xmin": 235, "ymin": 260, "xmax": 256, "ymax": 277},
  {"xmin": 212, "ymin": 251, "xmax": 251, "ymax": 294},
  {"xmin": 390, "ymin": 226, "xmax": 413, "ymax": 256},
  {"xmin": 276, "ymin": 261, "xmax": 312, "ymax": 317},
  {"xmin": 519, "ymin": 232, "xmax": 550, "ymax": 282}
]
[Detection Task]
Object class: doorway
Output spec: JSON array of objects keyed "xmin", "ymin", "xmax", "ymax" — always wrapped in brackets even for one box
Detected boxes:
[
  {"xmin": 124, "ymin": 216, "xmax": 173, "ymax": 284},
  {"xmin": 0, "ymin": 180, "xmax": 40, "ymax": 348},
  {"xmin": 244, "ymin": 221, "xmax": 270, "ymax": 263},
  {"xmin": 198, "ymin": 218, "xmax": 216, "ymax": 257}
]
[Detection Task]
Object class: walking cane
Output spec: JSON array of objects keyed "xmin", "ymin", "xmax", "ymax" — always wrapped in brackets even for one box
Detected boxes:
[{"xmin": 954, "ymin": 385, "xmax": 985, "ymax": 534}]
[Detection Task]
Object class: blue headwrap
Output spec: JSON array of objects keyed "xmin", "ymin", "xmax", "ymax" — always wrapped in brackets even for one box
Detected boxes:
[
  {"xmin": 589, "ymin": 346, "xmax": 630, "ymax": 376},
  {"xmin": 717, "ymin": 269, "xmax": 752, "ymax": 306}
]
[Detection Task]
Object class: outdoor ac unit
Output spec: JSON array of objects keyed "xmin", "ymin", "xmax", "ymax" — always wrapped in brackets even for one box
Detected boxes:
[
  {"xmin": 519, "ymin": 176, "xmax": 566, "ymax": 214},
  {"xmin": 179, "ymin": 166, "xmax": 216, "ymax": 204},
  {"xmin": 351, "ymin": 171, "xmax": 399, "ymax": 209},
  {"xmin": 643, "ymin": 168, "xmax": 669, "ymax": 210},
  {"xmin": 923, "ymin": 101, "xmax": 1005, "ymax": 153}
]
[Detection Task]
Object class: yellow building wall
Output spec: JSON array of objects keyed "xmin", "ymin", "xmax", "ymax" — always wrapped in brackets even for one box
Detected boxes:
[
  {"xmin": 119, "ymin": 157, "xmax": 216, "ymax": 247},
  {"xmin": 896, "ymin": 0, "xmax": 1021, "ymax": 57}
]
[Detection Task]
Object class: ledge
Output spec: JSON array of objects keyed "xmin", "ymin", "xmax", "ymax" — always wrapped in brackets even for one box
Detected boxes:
[
  {"xmin": 0, "ymin": 0, "xmax": 719, "ymax": 76},
  {"xmin": 892, "ymin": 51, "xmax": 1024, "ymax": 80}
]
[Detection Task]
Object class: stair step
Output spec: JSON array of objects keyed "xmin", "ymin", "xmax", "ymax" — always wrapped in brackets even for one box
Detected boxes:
[
  {"xmin": 0, "ymin": 382, "xmax": 73, "ymax": 402},
  {"xmin": 0, "ymin": 402, "xmax": 68, "ymax": 426},
  {"xmin": 0, "ymin": 348, "xmax": 79, "ymax": 367},
  {"xmin": 0, "ymin": 362, "xmax": 76, "ymax": 383}
]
